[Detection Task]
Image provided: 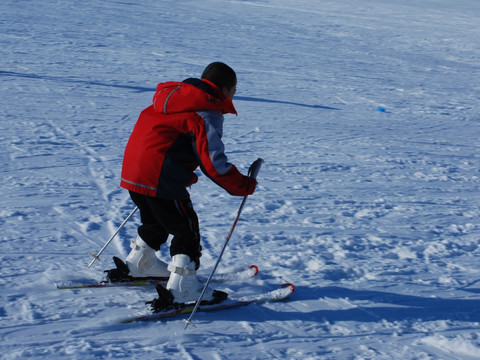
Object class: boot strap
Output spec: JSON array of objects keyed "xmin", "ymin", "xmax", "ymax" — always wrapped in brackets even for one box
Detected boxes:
[
  {"xmin": 167, "ymin": 264, "xmax": 196, "ymax": 276},
  {"xmin": 130, "ymin": 240, "xmax": 149, "ymax": 251}
]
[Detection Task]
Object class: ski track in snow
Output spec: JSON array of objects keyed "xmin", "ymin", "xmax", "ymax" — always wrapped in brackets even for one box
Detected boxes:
[{"xmin": 2, "ymin": 0, "xmax": 480, "ymax": 359}]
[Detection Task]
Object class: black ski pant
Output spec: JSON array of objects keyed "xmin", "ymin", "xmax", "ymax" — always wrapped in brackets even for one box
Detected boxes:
[{"xmin": 129, "ymin": 191, "xmax": 202, "ymax": 268}]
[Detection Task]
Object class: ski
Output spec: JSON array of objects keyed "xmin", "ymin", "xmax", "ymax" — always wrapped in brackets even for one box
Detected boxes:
[
  {"xmin": 119, "ymin": 283, "xmax": 294, "ymax": 323},
  {"xmin": 56, "ymin": 264, "xmax": 259, "ymax": 289}
]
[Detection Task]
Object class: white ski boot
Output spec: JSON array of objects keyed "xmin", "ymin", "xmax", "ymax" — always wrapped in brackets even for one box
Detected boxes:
[
  {"xmin": 166, "ymin": 254, "xmax": 227, "ymax": 304},
  {"xmin": 125, "ymin": 236, "xmax": 170, "ymax": 278}
]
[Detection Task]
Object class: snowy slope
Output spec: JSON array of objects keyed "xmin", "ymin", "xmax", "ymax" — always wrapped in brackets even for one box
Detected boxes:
[{"xmin": 1, "ymin": 0, "xmax": 480, "ymax": 358}]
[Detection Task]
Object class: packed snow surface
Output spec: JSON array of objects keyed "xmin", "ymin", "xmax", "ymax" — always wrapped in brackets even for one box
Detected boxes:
[{"xmin": 1, "ymin": 0, "xmax": 480, "ymax": 359}]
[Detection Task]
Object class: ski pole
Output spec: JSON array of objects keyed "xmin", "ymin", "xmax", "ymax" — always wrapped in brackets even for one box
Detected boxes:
[
  {"xmin": 184, "ymin": 158, "xmax": 264, "ymax": 330},
  {"xmin": 87, "ymin": 206, "xmax": 138, "ymax": 268}
]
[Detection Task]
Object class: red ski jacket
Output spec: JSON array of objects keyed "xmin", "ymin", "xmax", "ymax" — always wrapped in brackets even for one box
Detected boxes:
[{"xmin": 120, "ymin": 78, "xmax": 255, "ymax": 200}]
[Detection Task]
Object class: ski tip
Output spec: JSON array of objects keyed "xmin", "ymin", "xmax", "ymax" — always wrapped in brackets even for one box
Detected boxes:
[
  {"xmin": 282, "ymin": 283, "xmax": 295, "ymax": 292},
  {"xmin": 248, "ymin": 265, "xmax": 259, "ymax": 276}
]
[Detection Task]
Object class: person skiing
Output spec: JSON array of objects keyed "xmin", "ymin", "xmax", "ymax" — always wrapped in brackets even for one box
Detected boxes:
[{"xmin": 115, "ymin": 62, "xmax": 257, "ymax": 306}]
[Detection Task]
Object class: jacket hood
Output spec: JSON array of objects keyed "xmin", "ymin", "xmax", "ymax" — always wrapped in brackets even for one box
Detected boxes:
[{"xmin": 152, "ymin": 79, "xmax": 237, "ymax": 115}]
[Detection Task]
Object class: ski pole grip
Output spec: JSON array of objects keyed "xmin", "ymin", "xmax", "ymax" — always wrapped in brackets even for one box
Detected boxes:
[{"xmin": 248, "ymin": 158, "xmax": 264, "ymax": 179}]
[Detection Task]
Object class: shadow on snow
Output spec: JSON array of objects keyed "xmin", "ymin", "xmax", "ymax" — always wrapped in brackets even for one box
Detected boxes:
[
  {"xmin": 252, "ymin": 285, "xmax": 480, "ymax": 324},
  {"xmin": 235, "ymin": 96, "xmax": 340, "ymax": 110},
  {"xmin": 1, "ymin": 71, "xmax": 340, "ymax": 110},
  {"xmin": 194, "ymin": 285, "xmax": 480, "ymax": 325}
]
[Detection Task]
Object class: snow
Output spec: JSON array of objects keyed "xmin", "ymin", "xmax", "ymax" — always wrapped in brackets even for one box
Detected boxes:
[{"xmin": 1, "ymin": 0, "xmax": 480, "ymax": 358}]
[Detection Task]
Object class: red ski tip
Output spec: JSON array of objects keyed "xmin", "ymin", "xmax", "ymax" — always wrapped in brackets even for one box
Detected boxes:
[
  {"xmin": 248, "ymin": 265, "xmax": 259, "ymax": 276},
  {"xmin": 282, "ymin": 283, "xmax": 295, "ymax": 292}
]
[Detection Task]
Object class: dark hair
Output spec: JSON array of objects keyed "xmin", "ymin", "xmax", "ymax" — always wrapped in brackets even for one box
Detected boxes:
[{"xmin": 201, "ymin": 62, "xmax": 237, "ymax": 90}]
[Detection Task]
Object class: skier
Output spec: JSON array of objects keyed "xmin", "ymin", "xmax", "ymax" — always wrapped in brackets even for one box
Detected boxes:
[{"xmin": 116, "ymin": 62, "xmax": 257, "ymax": 305}]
